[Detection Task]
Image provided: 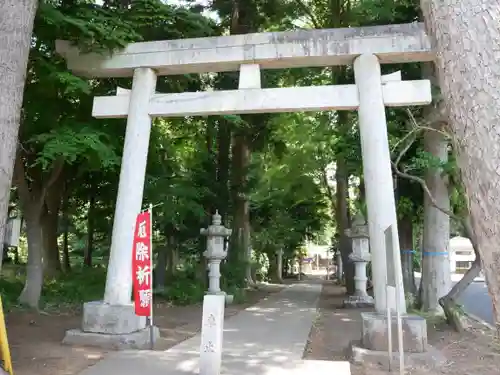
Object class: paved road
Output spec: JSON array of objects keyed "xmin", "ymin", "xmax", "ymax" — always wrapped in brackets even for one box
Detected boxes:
[
  {"xmin": 455, "ymin": 279, "xmax": 493, "ymax": 325},
  {"xmin": 415, "ymin": 274, "xmax": 494, "ymax": 325},
  {"xmin": 78, "ymin": 283, "xmax": 351, "ymax": 375}
]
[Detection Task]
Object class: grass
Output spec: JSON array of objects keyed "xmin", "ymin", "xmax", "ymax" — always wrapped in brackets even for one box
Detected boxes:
[{"xmin": 408, "ymin": 307, "xmax": 450, "ymax": 325}]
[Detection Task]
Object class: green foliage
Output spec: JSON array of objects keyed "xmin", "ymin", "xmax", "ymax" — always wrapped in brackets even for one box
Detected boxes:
[
  {"xmin": 29, "ymin": 126, "xmax": 119, "ymax": 169},
  {"xmin": 0, "ymin": 266, "xmax": 106, "ymax": 311},
  {"xmin": 156, "ymin": 273, "xmax": 206, "ymax": 305}
]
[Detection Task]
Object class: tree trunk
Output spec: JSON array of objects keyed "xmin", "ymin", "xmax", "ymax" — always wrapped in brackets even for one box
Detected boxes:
[
  {"xmin": 43, "ymin": 181, "xmax": 63, "ymax": 276},
  {"xmin": 61, "ymin": 190, "xmax": 71, "ymax": 271},
  {"xmin": 19, "ymin": 211, "xmax": 44, "ymax": 308},
  {"xmin": 216, "ymin": 120, "xmax": 231, "ymax": 221},
  {"xmin": 165, "ymin": 236, "xmax": 177, "ymax": 280},
  {"xmin": 440, "ymin": 215, "xmax": 481, "ymax": 331},
  {"xmin": 42, "ymin": 207, "xmax": 61, "ymax": 277},
  {"xmin": 336, "ymin": 156, "xmax": 354, "ymax": 294},
  {"xmin": 85, "ymin": 194, "xmax": 95, "ymax": 267},
  {"xmin": 230, "ymin": 133, "xmax": 253, "ymax": 285},
  {"xmin": 155, "ymin": 244, "xmax": 168, "ymax": 290},
  {"xmin": 398, "ymin": 214, "xmax": 416, "ymax": 297},
  {"xmin": 420, "ymin": 129, "xmax": 451, "ymax": 313},
  {"xmin": 0, "ymin": 0, "xmax": 39, "ymax": 270},
  {"xmin": 420, "ymin": 0, "xmax": 500, "ymax": 328}
]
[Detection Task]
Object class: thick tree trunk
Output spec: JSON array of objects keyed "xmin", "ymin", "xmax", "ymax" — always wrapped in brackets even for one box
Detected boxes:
[
  {"xmin": 14, "ymin": 153, "xmax": 64, "ymax": 308},
  {"xmin": 267, "ymin": 251, "xmax": 278, "ymax": 283},
  {"xmin": 230, "ymin": 134, "xmax": 253, "ymax": 285},
  {"xmin": 42, "ymin": 207, "xmax": 62, "ymax": 277},
  {"xmin": 0, "ymin": 0, "xmax": 39, "ymax": 268},
  {"xmin": 216, "ymin": 120, "xmax": 231, "ymax": 220},
  {"xmin": 336, "ymin": 156, "xmax": 354, "ymax": 294},
  {"xmin": 420, "ymin": 129, "xmax": 451, "ymax": 313},
  {"xmin": 420, "ymin": 0, "xmax": 500, "ymax": 328},
  {"xmin": 440, "ymin": 215, "xmax": 481, "ymax": 330},
  {"xmin": 19, "ymin": 212, "xmax": 44, "ymax": 308},
  {"xmin": 398, "ymin": 214, "xmax": 416, "ymax": 297},
  {"xmin": 43, "ymin": 181, "xmax": 63, "ymax": 276}
]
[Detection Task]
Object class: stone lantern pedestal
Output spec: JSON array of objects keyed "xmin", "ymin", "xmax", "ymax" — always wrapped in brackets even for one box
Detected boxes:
[
  {"xmin": 343, "ymin": 215, "xmax": 375, "ymax": 308},
  {"xmin": 201, "ymin": 211, "xmax": 233, "ymax": 302}
]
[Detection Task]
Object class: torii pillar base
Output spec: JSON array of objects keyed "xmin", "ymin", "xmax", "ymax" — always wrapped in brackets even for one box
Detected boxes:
[{"xmin": 61, "ymin": 301, "xmax": 159, "ymax": 350}]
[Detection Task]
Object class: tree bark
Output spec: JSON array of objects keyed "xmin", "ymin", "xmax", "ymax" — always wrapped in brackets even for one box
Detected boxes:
[
  {"xmin": 420, "ymin": 128, "xmax": 451, "ymax": 313},
  {"xmin": 42, "ymin": 207, "xmax": 61, "ymax": 277},
  {"xmin": 226, "ymin": 0, "xmax": 256, "ymax": 287},
  {"xmin": 336, "ymin": 155, "xmax": 354, "ymax": 294},
  {"xmin": 216, "ymin": 120, "xmax": 231, "ymax": 221},
  {"xmin": 43, "ymin": 180, "xmax": 64, "ymax": 276},
  {"xmin": 14, "ymin": 153, "xmax": 64, "ymax": 308},
  {"xmin": 61, "ymin": 188, "xmax": 71, "ymax": 271},
  {"xmin": 0, "ymin": 0, "xmax": 39, "ymax": 269},
  {"xmin": 85, "ymin": 194, "xmax": 96, "ymax": 267},
  {"xmin": 19, "ymin": 212, "xmax": 44, "ymax": 308},
  {"xmin": 230, "ymin": 133, "xmax": 253, "ymax": 285},
  {"xmin": 420, "ymin": 0, "xmax": 500, "ymax": 329}
]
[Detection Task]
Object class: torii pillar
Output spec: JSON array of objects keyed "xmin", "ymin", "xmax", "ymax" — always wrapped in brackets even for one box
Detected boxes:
[{"xmin": 63, "ymin": 68, "xmax": 159, "ymax": 349}]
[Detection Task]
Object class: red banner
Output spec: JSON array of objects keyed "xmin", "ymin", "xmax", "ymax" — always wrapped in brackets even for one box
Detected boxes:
[{"xmin": 132, "ymin": 210, "xmax": 153, "ymax": 316}]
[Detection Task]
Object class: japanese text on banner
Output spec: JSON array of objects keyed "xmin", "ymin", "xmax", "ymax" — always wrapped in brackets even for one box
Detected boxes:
[{"xmin": 132, "ymin": 211, "xmax": 152, "ymax": 316}]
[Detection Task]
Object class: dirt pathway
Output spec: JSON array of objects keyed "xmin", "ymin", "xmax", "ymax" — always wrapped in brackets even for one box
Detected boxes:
[{"xmin": 305, "ymin": 281, "xmax": 500, "ymax": 375}]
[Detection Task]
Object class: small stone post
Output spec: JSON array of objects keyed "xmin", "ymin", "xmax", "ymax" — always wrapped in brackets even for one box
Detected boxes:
[
  {"xmin": 200, "ymin": 211, "xmax": 232, "ymax": 294},
  {"xmin": 343, "ymin": 214, "xmax": 374, "ymax": 307}
]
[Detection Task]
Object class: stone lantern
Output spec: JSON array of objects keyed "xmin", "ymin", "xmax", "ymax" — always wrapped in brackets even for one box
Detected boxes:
[
  {"xmin": 343, "ymin": 214, "xmax": 374, "ymax": 307},
  {"xmin": 200, "ymin": 211, "xmax": 232, "ymax": 294}
]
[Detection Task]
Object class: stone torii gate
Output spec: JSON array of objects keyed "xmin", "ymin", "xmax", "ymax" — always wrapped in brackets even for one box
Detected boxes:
[{"xmin": 56, "ymin": 22, "xmax": 433, "ymax": 348}]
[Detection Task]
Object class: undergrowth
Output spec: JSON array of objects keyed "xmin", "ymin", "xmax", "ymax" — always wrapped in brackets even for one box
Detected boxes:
[{"xmin": 0, "ymin": 264, "xmax": 249, "ymax": 311}]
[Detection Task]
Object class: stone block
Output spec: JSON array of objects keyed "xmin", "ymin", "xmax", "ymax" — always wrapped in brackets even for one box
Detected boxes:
[
  {"xmin": 361, "ymin": 312, "xmax": 427, "ymax": 353},
  {"xmin": 200, "ymin": 294, "xmax": 225, "ymax": 375},
  {"xmin": 63, "ymin": 327, "xmax": 159, "ymax": 350},
  {"xmin": 82, "ymin": 301, "xmax": 146, "ymax": 335}
]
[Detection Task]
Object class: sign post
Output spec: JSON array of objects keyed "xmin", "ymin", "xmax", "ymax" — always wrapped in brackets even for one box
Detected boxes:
[
  {"xmin": 384, "ymin": 225, "xmax": 404, "ymax": 374},
  {"xmin": 132, "ymin": 206, "xmax": 155, "ymax": 349}
]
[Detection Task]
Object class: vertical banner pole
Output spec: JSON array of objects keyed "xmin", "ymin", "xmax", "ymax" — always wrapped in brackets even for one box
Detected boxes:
[{"xmin": 148, "ymin": 204, "xmax": 154, "ymax": 350}]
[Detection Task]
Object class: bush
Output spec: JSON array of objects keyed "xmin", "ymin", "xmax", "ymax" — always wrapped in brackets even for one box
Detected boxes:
[
  {"xmin": 155, "ymin": 267, "xmax": 206, "ymax": 305},
  {"xmin": 42, "ymin": 267, "xmax": 107, "ymax": 308},
  {"xmin": 0, "ymin": 265, "xmax": 107, "ymax": 311}
]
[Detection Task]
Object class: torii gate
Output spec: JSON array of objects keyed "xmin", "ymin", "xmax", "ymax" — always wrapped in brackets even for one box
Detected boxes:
[{"xmin": 56, "ymin": 22, "xmax": 433, "ymax": 345}]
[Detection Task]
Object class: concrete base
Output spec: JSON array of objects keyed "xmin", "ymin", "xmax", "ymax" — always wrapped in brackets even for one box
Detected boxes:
[
  {"xmin": 63, "ymin": 326, "xmax": 160, "ymax": 350},
  {"xmin": 343, "ymin": 295, "xmax": 375, "ymax": 308},
  {"xmin": 82, "ymin": 301, "xmax": 146, "ymax": 334},
  {"xmin": 349, "ymin": 342, "xmax": 447, "ymax": 371},
  {"xmin": 361, "ymin": 312, "xmax": 427, "ymax": 353}
]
